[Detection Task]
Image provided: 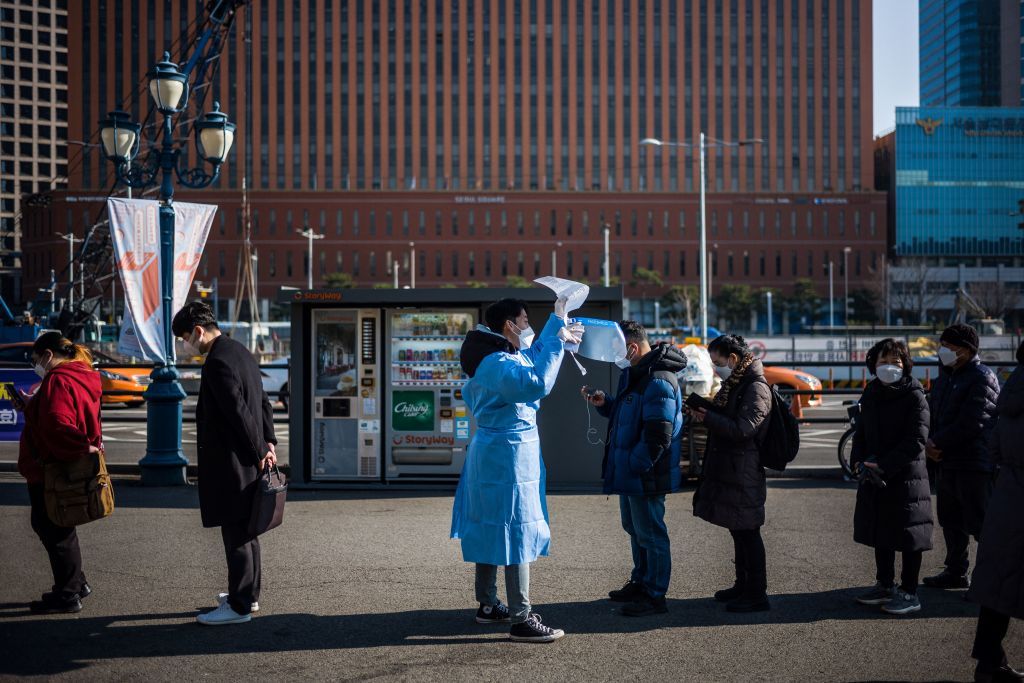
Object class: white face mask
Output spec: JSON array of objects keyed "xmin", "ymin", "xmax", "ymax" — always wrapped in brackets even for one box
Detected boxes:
[
  {"xmin": 32, "ymin": 353, "xmax": 50, "ymax": 379},
  {"xmin": 510, "ymin": 322, "xmax": 535, "ymax": 350},
  {"xmin": 876, "ymin": 364, "xmax": 903, "ymax": 385},
  {"xmin": 615, "ymin": 345, "xmax": 637, "ymax": 369},
  {"xmin": 937, "ymin": 346, "xmax": 959, "ymax": 367},
  {"xmin": 182, "ymin": 330, "xmax": 203, "ymax": 357}
]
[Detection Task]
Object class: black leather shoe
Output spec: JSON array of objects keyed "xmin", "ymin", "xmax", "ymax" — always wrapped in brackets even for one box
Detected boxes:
[
  {"xmin": 714, "ymin": 583, "xmax": 744, "ymax": 603},
  {"xmin": 30, "ymin": 596, "xmax": 82, "ymax": 614},
  {"xmin": 78, "ymin": 583, "xmax": 92, "ymax": 600},
  {"xmin": 608, "ymin": 581, "xmax": 645, "ymax": 603},
  {"xmin": 922, "ymin": 570, "xmax": 970, "ymax": 589},
  {"xmin": 726, "ymin": 593, "xmax": 771, "ymax": 613},
  {"xmin": 975, "ymin": 663, "xmax": 1024, "ymax": 682}
]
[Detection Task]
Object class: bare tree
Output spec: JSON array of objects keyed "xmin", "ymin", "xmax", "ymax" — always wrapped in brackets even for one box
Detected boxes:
[
  {"xmin": 968, "ymin": 281, "xmax": 1022, "ymax": 319},
  {"xmin": 662, "ymin": 285, "xmax": 698, "ymax": 330},
  {"xmin": 889, "ymin": 258, "xmax": 945, "ymax": 324}
]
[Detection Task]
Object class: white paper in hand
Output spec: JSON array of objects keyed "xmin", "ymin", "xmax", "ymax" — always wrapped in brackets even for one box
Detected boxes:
[{"xmin": 533, "ymin": 276, "xmax": 590, "ymax": 316}]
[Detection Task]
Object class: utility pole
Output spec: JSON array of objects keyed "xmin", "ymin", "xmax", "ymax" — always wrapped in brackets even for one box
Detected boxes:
[
  {"xmin": 298, "ymin": 226, "xmax": 324, "ymax": 289},
  {"xmin": 56, "ymin": 232, "xmax": 82, "ymax": 311}
]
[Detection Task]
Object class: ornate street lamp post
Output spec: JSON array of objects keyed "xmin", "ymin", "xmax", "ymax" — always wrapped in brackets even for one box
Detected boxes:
[{"xmin": 99, "ymin": 52, "xmax": 235, "ymax": 485}]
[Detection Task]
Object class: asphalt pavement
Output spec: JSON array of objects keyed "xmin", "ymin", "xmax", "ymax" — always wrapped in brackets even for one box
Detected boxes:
[{"xmin": 0, "ymin": 474, "xmax": 1018, "ymax": 681}]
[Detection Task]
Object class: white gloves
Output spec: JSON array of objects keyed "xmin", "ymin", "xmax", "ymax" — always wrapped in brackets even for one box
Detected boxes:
[
  {"xmin": 554, "ymin": 296, "xmax": 569, "ymax": 320},
  {"xmin": 558, "ymin": 321, "xmax": 585, "ymax": 345}
]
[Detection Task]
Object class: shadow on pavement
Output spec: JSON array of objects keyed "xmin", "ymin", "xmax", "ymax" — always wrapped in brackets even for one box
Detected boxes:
[{"xmin": 0, "ymin": 591, "xmax": 980, "ymax": 677}]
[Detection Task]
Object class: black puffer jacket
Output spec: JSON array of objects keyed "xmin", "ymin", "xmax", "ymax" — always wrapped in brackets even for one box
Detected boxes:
[
  {"xmin": 969, "ymin": 364, "xmax": 1024, "ymax": 618},
  {"xmin": 927, "ymin": 357, "xmax": 1000, "ymax": 472},
  {"xmin": 693, "ymin": 359, "xmax": 771, "ymax": 531},
  {"xmin": 851, "ymin": 377, "xmax": 933, "ymax": 552}
]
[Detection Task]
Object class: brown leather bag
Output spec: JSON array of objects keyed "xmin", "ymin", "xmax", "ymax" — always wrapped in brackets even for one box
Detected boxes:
[{"xmin": 44, "ymin": 449, "xmax": 115, "ymax": 527}]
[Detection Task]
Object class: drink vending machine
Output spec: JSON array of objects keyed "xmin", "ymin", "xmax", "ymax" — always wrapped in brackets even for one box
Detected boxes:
[
  {"xmin": 385, "ymin": 310, "xmax": 477, "ymax": 480},
  {"xmin": 311, "ymin": 309, "xmax": 381, "ymax": 479}
]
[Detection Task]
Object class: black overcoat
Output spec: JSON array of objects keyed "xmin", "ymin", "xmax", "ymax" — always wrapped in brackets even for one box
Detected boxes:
[
  {"xmin": 969, "ymin": 365, "xmax": 1024, "ymax": 618},
  {"xmin": 851, "ymin": 377, "xmax": 934, "ymax": 552},
  {"xmin": 196, "ymin": 335, "xmax": 278, "ymax": 528},
  {"xmin": 693, "ymin": 359, "xmax": 771, "ymax": 531}
]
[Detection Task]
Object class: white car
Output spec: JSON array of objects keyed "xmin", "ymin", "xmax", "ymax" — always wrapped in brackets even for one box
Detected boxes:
[{"xmin": 260, "ymin": 359, "xmax": 290, "ymax": 410}]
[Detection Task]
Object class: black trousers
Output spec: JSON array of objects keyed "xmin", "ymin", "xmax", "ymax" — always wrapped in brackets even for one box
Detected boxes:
[
  {"xmin": 221, "ymin": 518, "xmax": 261, "ymax": 615},
  {"xmin": 730, "ymin": 527, "xmax": 767, "ymax": 591},
  {"xmin": 874, "ymin": 547, "xmax": 923, "ymax": 594},
  {"xmin": 972, "ymin": 606, "xmax": 1013, "ymax": 670},
  {"xmin": 28, "ymin": 483, "xmax": 86, "ymax": 599},
  {"xmin": 936, "ymin": 468, "xmax": 994, "ymax": 575}
]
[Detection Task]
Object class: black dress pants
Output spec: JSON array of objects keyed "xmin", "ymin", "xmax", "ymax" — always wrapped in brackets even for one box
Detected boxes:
[
  {"xmin": 874, "ymin": 547, "xmax": 923, "ymax": 594},
  {"xmin": 972, "ymin": 606, "xmax": 1013, "ymax": 671},
  {"xmin": 28, "ymin": 483, "xmax": 86, "ymax": 599},
  {"xmin": 221, "ymin": 518, "xmax": 261, "ymax": 615},
  {"xmin": 936, "ymin": 468, "xmax": 994, "ymax": 575},
  {"xmin": 730, "ymin": 527, "xmax": 767, "ymax": 591}
]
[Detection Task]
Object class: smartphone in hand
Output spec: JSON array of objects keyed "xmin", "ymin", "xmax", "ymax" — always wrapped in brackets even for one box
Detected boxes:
[
  {"xmin": 685, "ymin": 392, "xmax": 716, "ymax": 412},
  {"xmin": 10, "ymin": 388, "xmax": 27, "ymax": 411}
]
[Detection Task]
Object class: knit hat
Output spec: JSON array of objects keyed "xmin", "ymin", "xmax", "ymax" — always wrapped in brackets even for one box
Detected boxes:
[{"xmin": 940, "ymin": 323, "xmax": 979, "ymax": 355}]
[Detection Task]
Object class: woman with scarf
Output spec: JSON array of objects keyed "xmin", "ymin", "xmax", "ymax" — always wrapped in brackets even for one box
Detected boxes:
[
  {"xmin": 850, "ymin": 338, "xmax": 933, "ymax": 616},
  {"xmin": 689, "ymin": 334, "xmax": 772, "ymax": 613}
]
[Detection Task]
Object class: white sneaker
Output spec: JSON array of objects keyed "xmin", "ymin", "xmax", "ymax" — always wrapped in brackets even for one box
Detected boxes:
[
  {"xmin": 197, "ymin": 602, "xmax": 251, "ymax": 626},
  {"xmin": 217, "ymin": 592, "xmax": 259, "ymax": 613}
]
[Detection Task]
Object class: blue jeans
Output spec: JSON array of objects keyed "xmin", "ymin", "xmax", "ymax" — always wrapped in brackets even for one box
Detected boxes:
[
  {"xmin": 475, "ymin": 563, "xmax": 530, "ymax": 623},
  {"xmin": 619, "ymin": 494, "xmax": 671, "ymax": 598}
]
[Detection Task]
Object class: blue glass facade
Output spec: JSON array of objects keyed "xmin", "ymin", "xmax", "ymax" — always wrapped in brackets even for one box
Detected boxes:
[
  {"xmin": 894, "ymin": 106, "xmax": 1024, "ymax": 257},
  {"xmin": 920, "ymin": 0, "xmax": 1002, "ymax": 106}
]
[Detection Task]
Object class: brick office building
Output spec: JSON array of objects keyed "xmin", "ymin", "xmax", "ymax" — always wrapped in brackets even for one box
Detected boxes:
[{"xmin": 24, "ymin": 0, "xmax": 885, "ymax": 326}]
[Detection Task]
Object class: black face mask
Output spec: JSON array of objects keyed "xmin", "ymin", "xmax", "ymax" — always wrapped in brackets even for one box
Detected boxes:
[{"xmin": 1017, "ymin": 340, "xmax": 1024, "ymax": 365}]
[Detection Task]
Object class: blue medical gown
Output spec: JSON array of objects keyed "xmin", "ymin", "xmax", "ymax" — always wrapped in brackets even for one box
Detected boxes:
[{"xmin": 450, "ymin": 313, "xmax": 566, "ymax": 566}]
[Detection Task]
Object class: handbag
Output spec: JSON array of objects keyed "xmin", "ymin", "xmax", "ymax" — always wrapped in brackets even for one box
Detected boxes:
[
  {"xmin": 248, "ymin": 462, "xmax": 287, "ymax": 536},
  {"xmin": 43, "ymin": 449, "xmax": 115, "ymax": 527}
]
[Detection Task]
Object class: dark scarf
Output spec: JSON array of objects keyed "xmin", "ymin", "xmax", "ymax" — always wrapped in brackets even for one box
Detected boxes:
[{"xmin": 712, "ymin": 352, "xmax": 755, "ymax": 409}]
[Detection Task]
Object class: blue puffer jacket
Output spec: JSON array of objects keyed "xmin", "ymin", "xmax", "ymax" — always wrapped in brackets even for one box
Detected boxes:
[{"xmin": 597, "ymin": 343, "xmax": 686, "ymax": 496}]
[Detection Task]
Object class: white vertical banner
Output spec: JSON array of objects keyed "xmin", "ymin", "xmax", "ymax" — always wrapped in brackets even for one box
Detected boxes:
[{"xmin": 108, "ymin": 198, "xmax": 217, "ymax": 362}]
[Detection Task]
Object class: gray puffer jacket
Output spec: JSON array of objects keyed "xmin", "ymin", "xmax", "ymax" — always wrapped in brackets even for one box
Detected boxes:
[
  {"xmin": 693, "ymin": 359, "xmax": 771, "ymax": 531},
  {"xmin": 969, "ymin": 364, "xmax": 1024, "ymax": 618}
]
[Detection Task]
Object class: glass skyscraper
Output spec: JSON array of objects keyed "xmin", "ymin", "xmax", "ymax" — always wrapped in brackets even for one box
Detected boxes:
[
  {"xmin": 920, "ymin": 0, "xmax": 1003, "ymax": 106},
  {"xmin": 894, "ymin": 106, "xmax": 1024, "ymax": 258}
]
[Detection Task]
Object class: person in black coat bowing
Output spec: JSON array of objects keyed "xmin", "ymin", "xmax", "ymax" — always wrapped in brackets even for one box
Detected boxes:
[
  {"xmin": 967, "ymin": 340, "xmax": 1024, "ymax": 683},
  {"xmin": 851, "ymin": 339, "xmax": 933, "ymax": 616},
  {"xmin": 172, "ymin": 301, "xmax": 278, "ymax": 626}
]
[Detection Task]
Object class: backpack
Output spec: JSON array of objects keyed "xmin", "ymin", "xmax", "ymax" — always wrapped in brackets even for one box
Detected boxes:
[{"xmin": 757, "ymin": 385, "xmax": 800, "ymax": 471}]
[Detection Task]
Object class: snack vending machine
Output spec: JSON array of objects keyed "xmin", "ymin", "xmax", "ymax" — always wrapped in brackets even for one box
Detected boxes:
[
  {"xmin": 385, "ymin": 310, "xmax": 477, "ymax": 481},
  {"xmin": 311, "ymin": 309, "xmax": 381, "ymax": 479}
]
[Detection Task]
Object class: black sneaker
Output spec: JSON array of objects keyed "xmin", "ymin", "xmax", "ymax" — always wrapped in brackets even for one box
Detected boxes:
[
  {"xmin": 621, "ymin": 593, "xmax": 668, "ymax": 617},
  {"xmin": 29, "ymin": 595, "xmax": 82, "ymax": 614},
  {"xmin": 922, "ymin": 570, "xmax": 970, "ymax": 589},
  {"xmin": 509, "ymin": 613, "xmax": 565, "ymax": 643},
  {"xmin": 608, "ymin": 580, "xmax": 645, "ymax": 603},
  {"xmin": 475, "ymin": 602, "xmax": 511, "ymax": 624}
]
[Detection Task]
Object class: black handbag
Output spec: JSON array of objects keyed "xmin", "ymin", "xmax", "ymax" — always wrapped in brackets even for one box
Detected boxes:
[{"xmin": 249, "ymin": 462, "xmax": 287, "ymax": 536}]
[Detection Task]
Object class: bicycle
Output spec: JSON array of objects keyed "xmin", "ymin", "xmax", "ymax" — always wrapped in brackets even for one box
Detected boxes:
[{"xmin": 837, "ymin": 401, "xmax": 860, "ymax": 479}]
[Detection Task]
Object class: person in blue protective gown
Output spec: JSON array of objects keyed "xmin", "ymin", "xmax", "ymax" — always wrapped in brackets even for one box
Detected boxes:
[{"xmin": 451, "ymin": 297, "xmax": 582, "ymax": 643}]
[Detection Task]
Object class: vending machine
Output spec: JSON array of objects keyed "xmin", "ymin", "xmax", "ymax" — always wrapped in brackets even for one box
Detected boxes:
[
  {"xmin": 310, "ymin": 309, "xmax": 381, "ymax": 479},
  {"xmin": 385, "ymin": 309, "xmax": 477, "ymax": 481}
]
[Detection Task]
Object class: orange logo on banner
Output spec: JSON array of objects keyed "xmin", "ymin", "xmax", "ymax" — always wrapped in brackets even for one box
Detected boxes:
[{"xmin": 116, "ymin": 250, "xmax": 160, "ymax": 319}]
